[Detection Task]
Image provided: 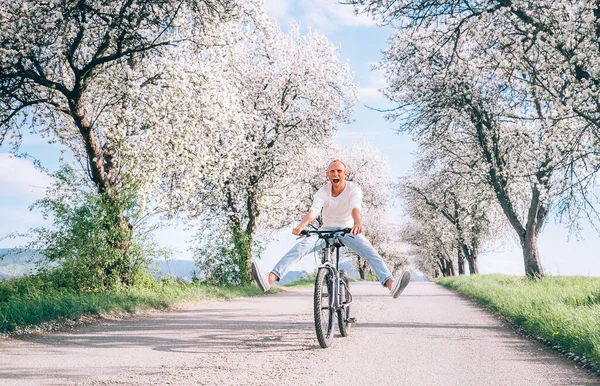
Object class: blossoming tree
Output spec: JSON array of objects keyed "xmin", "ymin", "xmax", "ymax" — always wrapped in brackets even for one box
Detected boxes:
[
  {"xmin": 189, "ymin": 19, "xmax": 358, "ymax": 284},
  {"xmin": 0, "ymin": 0, "xmax": 256, "ymax": 284},
  {"xmin": 352, "ymin": 0, "xmax": 600, "ymax": 277}
]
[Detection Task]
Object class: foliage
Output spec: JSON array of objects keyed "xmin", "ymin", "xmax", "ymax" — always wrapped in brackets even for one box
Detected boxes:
[
  {"xmin": 191, "ymin": 224, "xmax": 259, "ymax": 286},
  {"xmin": 353, "ymin": 0, "xmax": 600, "ymax": 277},
  {"xmin": 399, "ymin": 157, "xmax": 505, "ymax": 276},
  {"xmin": 0, "ymin": 0, "xmax": 258, "ymax": 209},
  {"xmin": 437, "ymin": 275, "xmax": 600, "ymax": 370},
  {"xmin": 188, "ymin": 17, "xmax": 357, "ymax": 284},
  {"xmin": 0, "ymin": 0, "xmax": 268, "ymax": 292},
  {"xmin": 16, "ymin": 165, "xmax": 167, "ymax": 291}
]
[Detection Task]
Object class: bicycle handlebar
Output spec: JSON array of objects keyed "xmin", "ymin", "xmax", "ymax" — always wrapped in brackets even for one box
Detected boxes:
[{"xmin": 299, "ymin": 228, "xmax": 352, "ymax": 239}]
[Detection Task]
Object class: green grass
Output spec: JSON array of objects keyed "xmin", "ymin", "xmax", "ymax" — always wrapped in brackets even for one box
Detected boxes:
[
  {"xmin": 282, "ymin": 277, "xmax": 315, "ymax": 287},
  {"xmin": 436, "ymin": 275, "xmax": 600, "ymax": 370},
  {"xmin": 0, "ymin": 275, "xmax": 273, "ymax": 335}
]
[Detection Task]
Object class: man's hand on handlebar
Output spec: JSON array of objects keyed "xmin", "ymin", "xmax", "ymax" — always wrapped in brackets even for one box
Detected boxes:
[{"xmin": 292, "ymin": 225, "xmax": 305, "ymax": 236}]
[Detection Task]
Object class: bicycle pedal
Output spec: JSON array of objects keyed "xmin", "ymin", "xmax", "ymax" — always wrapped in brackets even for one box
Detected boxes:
[{"xmin": 347, "ymin": 317, "xmax": 357, "ymax": 323}]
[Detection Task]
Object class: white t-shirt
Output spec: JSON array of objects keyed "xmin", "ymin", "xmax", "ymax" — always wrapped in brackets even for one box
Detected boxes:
[{"xmin": 310, "ymin": 181, "xmax": 363, "ymax": 228}]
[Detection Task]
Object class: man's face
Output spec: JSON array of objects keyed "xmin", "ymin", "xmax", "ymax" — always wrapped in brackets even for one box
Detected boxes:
[{"xmin": 327, "ymin": 161, "xmax": 347, "ymax": 189}]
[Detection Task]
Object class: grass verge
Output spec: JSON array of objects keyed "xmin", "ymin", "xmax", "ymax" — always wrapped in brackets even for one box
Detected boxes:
[
  {"xmin": 0, "ymin": 275, "xmax": 275, "ymax": 336},
  {"xmin": 435, "ymin": 274, "xmax": 600, "ymax": 371},
  {"xmin": 282, "ymin": 278, "xmax": 315, "ymax": 287}
]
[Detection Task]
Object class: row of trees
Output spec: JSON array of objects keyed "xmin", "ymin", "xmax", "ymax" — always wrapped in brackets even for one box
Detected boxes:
[
  {"xmin": 1, "ymin": 0, "xmax": 408, "ymax": 288},
  {"xmin": 354, "ymin": 0, "xmax": 600, "ymax": 277}
]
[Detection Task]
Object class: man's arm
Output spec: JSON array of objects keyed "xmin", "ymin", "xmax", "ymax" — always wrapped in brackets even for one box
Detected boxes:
[
  {"xmin": 351, "ymin": 208, "xmax": 363, "ymax": 235},
  {"xmin": 292, "ymin": 210, "xmax": 318, "ymax": 236}
]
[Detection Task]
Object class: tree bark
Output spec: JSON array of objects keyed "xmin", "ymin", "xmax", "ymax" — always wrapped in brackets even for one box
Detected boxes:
[
  {"xmin": 462, "ymin": 244, "xmax": 479, "ymax": 275},
  {"xmin": 522, "ymin": 233, "xmax": 543, "ymax": 278},
  {"xmin": 438, "ymin": 255, "xmax": 454, "ymax": 277},
  {"xmin": 225, "ymin": 184, "xmax": 253, "ymax": 286},
  {"xmin": 457, "ymin": 246, "xmax": 466, "ymax": 275},
  {"xmin": 437, "ymin": 258, "xmax": 447, "ymax": 277},
  {"xmin": 70, "ymin": 94, "xmax": 134, "ymax": 284},
  {"xmin": 468, "ymin": 100, "xmax": 547, "ymax": 278},
  {"xmin": 357, "ymin": 256, "xmax": 369, "ymax": 280}
]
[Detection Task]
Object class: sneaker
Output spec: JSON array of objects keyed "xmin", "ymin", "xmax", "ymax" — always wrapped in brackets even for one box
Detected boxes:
[
  {"xmin": 251, "ymin": 261, "xmax": 271, "ymax": 292},
  {"xmin": 390, "ymin": 271, "xmax": 411, "ymax": 298}
]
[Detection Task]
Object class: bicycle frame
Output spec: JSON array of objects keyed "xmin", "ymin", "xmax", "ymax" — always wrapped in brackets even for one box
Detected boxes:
[
  {"xmin": 320, "ymin": 238, "xmax": 345, "ymax": 312},
  {"xmin": 302, "ymin": 228, "xmax": 354, "ymax": 348},
  {"xmin": 302, "ymin": 229, "xmax": 353, "ymax": 311}
]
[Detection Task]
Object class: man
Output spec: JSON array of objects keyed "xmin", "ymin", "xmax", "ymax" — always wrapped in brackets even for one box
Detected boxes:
[{"xmin": 251, "ymin": 159, "xmax": 411, "ymax": 298}]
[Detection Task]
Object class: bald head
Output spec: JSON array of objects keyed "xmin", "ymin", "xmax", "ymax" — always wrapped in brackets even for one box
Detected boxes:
[
  {"xmin": 327, "ymin": 159, "xmax": 347, "ymax": 173},
  {"xmin": 326, "ymin": 160, "xmax": 348, "ymax": 189}
]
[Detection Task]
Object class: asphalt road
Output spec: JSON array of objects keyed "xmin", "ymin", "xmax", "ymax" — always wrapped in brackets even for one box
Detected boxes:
[{"xmin": 1, "ymin": 281, "xmax": 598, "ymax": 385}]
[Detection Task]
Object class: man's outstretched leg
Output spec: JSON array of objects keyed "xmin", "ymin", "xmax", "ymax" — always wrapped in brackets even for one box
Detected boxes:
[
  {"xmin": 251, "ymin": 261, "xmax": 274, "ymax": 292},
  {"xmin": 386, "ymin": 271, "xmax": 411, "ymax": 298},
  {"xmin": 342, "ymin": 233, "xmax": 411, "ymax": 298},
  {"xmin": 251, "ymin": 236, "xmax": 324, "ymax": 292}
]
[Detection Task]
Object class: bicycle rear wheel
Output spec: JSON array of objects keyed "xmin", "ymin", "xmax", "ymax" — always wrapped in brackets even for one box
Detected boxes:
[
  {"xmin": 314, "ymin": 267, "xmax": 335, "ymax": 348},
  {"xmin": 337, "ymin": 270, "xmax": 351, "ymax": 337}
]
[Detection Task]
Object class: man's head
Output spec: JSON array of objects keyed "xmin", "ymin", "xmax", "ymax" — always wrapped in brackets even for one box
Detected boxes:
[{"xmin": 327, "ymin": 159, "xmax": 348, "ymax": 189}]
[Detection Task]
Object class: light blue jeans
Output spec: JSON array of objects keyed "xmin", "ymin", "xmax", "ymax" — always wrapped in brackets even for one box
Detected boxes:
[{"xmin": 271, "ymin": 229, "xmax": 393, "ymax": 287}]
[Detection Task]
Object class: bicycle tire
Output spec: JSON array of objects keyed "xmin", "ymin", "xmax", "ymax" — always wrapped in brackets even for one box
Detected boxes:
[
  {"xmin": 314, "ymin": 267, "xmax": 335, "ymax": 348},
  {"xmin": 337, "ymin": 270, "xmax": 351, "ymax": 337}
]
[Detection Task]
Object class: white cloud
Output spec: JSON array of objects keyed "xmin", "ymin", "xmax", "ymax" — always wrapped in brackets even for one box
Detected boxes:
[
  {"xmin": 358, "ymin": 67, "xmax": 388, "ymax": 102},
  {"xmin": 263, "ymin": 0, "xmax": 295, "ymax": 26},
  {"xmin": 359, "ymin": 86, "xmax": 384, "ymax": 101},
  {"xmin": 263, "ymin": 0, "xmax": 376, "ymax": 31},
  {"xmin": 0, "ymin": 204, "xmax": 52, "ymax": 247},
  {"xmin": 0, "ymin": 153, "xmax": 53, "ymax": 199}
]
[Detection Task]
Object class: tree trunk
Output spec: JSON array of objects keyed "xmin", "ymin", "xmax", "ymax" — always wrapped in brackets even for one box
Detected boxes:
[
  {"xmin": 521, "ymin": 232, "xmax": 544, "ymax": 278},
  {"xmin": 457, "ymin": 246, "xmax": 466, "ymax": 275},
  {"xmin": 438, "ymin": 258, "xmax": 447, "ymax": 277},
  {"xmin": 438, "ymin": 255, "xmax": 454, "ymax": 277},
  {"xmin": 71, "ymin": 97, "xmax": 134, "ymax": 285},
  {"xmin": 357, "ymin": 256, "xmax": 369, "ymax": 280},
  {"xmin": 233, "ymin": 225, "xmax": 252, "ymax": 285},
  {"xmin": 447, "ymin": 256, "xmax": 456, "ymax": 276},
  {"xmin": 241, "ymin": 181, "xmax": 261, "ymax": 285},
  {"xmin": 470, "ymin": 249, "xmax": 479, "ymax": 274},
  {"xmin": 470, "ymin": 105, "xmax": 548, "ymax": 278},
  {"xmin": 462, "ymin": 244, "xmax": 479, "ymax": 275},
  {"xmin": 225, "ymin": 185, "xmax": 251, "ymax": 285}
]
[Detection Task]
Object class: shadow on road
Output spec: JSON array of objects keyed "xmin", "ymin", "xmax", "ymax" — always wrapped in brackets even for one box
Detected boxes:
[{"xmin": 15, "ymin": 306, "xmax": 323, "ymax": 355}]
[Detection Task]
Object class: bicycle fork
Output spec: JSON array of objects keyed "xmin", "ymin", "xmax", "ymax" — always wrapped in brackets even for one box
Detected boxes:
[{"xmin": 321, "ymin": 246, "xmax": 353, "ymax": 312}]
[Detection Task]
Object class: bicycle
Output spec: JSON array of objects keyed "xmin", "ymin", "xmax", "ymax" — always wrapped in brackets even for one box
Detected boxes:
[{"xmin": 300, "ymin": 228, "xmax": 356, "ymax": 348}]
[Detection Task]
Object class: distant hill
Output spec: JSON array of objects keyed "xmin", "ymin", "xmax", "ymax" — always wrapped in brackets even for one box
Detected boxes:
[
  {"xmin": 0, "ymin": 248, "xmax": 42, "ymax": 265},
  {"xmin": 150, "ymin": 260, "xmax": 198, "ymax": 281},
  {"xmin": 0, "ymin": 248, "xmax": 198, "ymax": 282},
  {"xmin": 279, "ymin": 270, "xmax": 310, "ymax": 285},
  {"xmin": 277, "ymin": 260, "xmax": 361, "ymax": 285},
  {"xmin": 0, "ymin": 249, "xmax": 43, "ymax": 280},
  {"xmin": 0, "ymin": 249, "xmax": 422, "ymax": 284}
]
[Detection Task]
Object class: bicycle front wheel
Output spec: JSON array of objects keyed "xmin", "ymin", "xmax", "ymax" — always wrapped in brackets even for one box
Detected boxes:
[{"xmin": 314, "ymin": 267, "xmax": 335, "ymax": 348}]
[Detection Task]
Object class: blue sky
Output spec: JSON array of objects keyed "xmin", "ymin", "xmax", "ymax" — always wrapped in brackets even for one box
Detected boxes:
[{"xmin": 1, "ymin": 0, "xmax": 599, "ymax": 276}]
